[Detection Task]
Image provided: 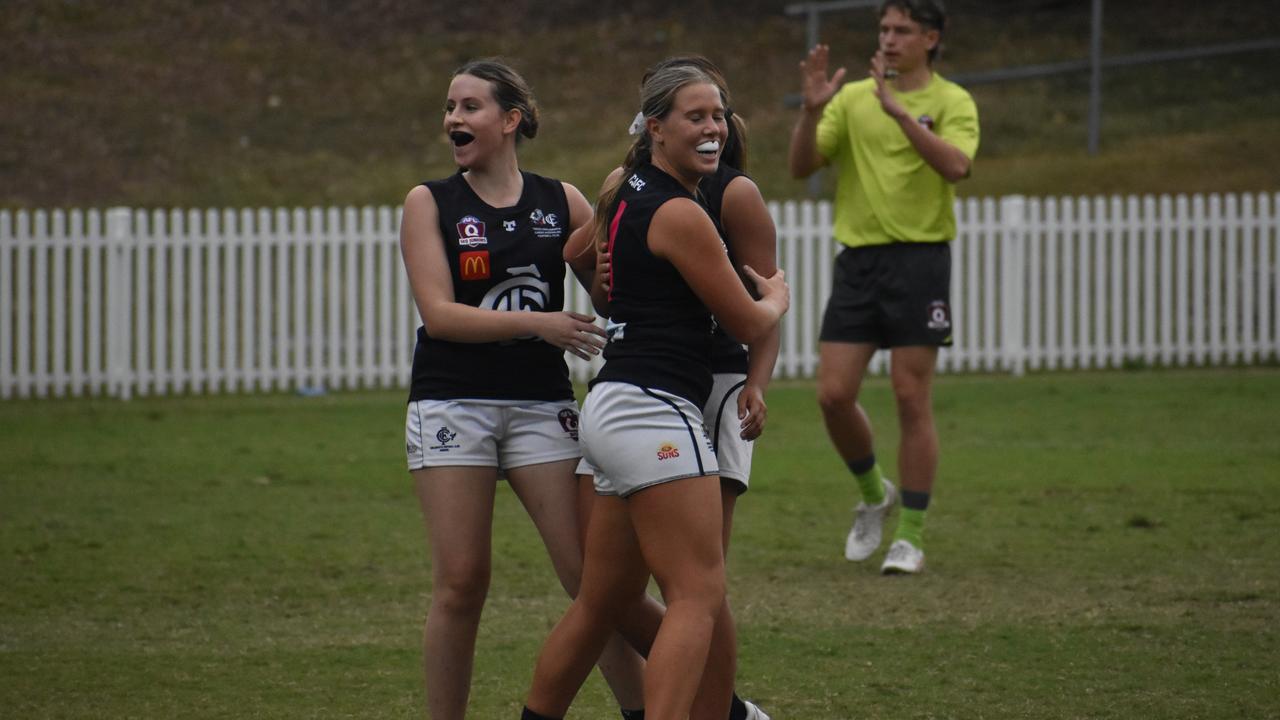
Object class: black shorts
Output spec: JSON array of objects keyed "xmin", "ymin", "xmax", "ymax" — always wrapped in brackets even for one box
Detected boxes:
[{"xmin": 819, "ymin": 242, "xmax": 953, "ymax": 348}]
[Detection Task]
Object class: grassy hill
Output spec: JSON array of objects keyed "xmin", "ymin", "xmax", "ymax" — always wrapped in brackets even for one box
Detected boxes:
[{"xmin": 3, "ymin": 0, "xmax": 1279, "ymax": 209}]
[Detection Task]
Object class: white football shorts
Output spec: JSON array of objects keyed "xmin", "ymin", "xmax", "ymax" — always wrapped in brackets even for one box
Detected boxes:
[
  {"xmin": 576, "ymin": 373, "xmax": 755, "ymax": 492},
  {"xmin": 406, "ymin": 399, "xmax": 581, "ymax": 472},
  {"xmin": 580, "ymin": 382, "xmax": 718, "ymax": 498},
  {"xmin": 703, "ymin": 373, "xmax": 754, "ymax": 493}
]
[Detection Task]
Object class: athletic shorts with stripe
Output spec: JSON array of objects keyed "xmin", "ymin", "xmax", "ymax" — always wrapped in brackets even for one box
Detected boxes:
[
  {"xmin": 405, "ymin": 399, "xmax": 582, "ymax": 472},
  {"xmin": 575, "ymin": 373, "xmax": 755, "ymax": 493},
  {"xmin": 579, "ymin": 382, "xmax": 719, "ymax": 498}
]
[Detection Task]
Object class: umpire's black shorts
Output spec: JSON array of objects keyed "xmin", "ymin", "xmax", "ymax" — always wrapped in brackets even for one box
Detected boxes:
[{"xmin": 819, "ymin": 241, "xmax": 953, "ymax": 348}]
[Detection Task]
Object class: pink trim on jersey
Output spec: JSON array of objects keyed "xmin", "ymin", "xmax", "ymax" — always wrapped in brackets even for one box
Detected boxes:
[{"xmin": 607, "ymin": 200, "xmax": 627, "ymax": 301}]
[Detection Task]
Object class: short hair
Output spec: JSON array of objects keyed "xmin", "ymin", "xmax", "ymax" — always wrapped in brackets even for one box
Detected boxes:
[{"xmin": 879, "ymin": 0, "xmax": 947, "ymax": 63}]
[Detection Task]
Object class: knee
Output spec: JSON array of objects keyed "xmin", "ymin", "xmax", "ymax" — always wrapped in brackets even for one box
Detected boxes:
[
  {"xmin": 817, "ymin": 379, "xmax": 857, "ymax": 415},
  {"xmin": 662, "ymin": 569, "xmax": 726, "ymax": 619},
  {"xmin": 431, "ymin": 563, "xmax": 490, "ymax": 617},
  {"xmin": 892, "ymin": 381, "xmax": 931, "ymax": 418}
]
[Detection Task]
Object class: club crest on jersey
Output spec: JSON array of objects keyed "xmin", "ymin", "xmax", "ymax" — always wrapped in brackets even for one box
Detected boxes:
[
  {"xmin": 456, "ymin": 215, "xmax": 488, "ymax": 247},
  {"xmin": 916, "ymin": 114, "xmax": 935, "ymax": 131},
  {"xmin": 628, "ymin": 174, "xmax": 646, "ymax": 192},
  {"xmin": 529, "ymin": 209, "xmax": 562, "ymax": 239},
  {"xmin": 482, "ymin": 263, "xmax": 551, "ymax": 337},
  {"xmin": 656, "ymin": 442, "xmax": 680, "ymax": 461},
  {"xmin": 557, "ymin": 408, "xmax": 579, "ymax": 441},
  {"xmin": 503, "ymin": 219, "xmax": 517, "ymax": 232},
  {"xmin": 460, "ymin": 250, "xmax": 490, "ymax": 281}
]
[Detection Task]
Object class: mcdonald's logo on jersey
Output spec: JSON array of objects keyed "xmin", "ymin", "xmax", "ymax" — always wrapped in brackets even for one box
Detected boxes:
[{"xmin": 460, "ymin": 251, "xmax": 490, "ymax": 281}]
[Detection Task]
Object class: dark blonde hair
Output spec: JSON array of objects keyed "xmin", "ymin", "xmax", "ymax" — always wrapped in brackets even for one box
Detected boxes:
[
  {"xmin": 453, "ymin": 58, "xmax": 540, "ymax": 141},
  {"xmin": 592, "ymin": 64, "xmax": 722, "ymax": 252},
  {"xmin": 644, "ymin": 55, "xmax": 747, "ymax": 170}
]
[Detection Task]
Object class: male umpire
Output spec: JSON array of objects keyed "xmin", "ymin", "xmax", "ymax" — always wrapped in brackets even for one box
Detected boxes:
[{"xmin": 787, "ymin": 0, "xmax": 979, "ymax": 574}]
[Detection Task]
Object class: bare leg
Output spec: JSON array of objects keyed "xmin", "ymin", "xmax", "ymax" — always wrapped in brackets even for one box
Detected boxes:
[
  {"xmin": 508, "ymin": 461, "xmax": 647, "ymax": 713},
  {"xmin": 413, "ymin": 466, "xmax": 498, "ymax": 720},
  {"xmin": 526, "ymin": 494, "xmax": 653, "ymax": 717},
  {"xmin": 689, "ymin": 486, "xmax": 741, "ymax": 720},
  {"xmin": 889, "ymin": 347, "xmax": 940, "ymax": 495},
  {"xmin": 816, "ymin": 341, "xmax": 878, "ymax": 463},
  {"xmin": 629, "ymin": 476, "xmax": 726, "ymax": 720}
]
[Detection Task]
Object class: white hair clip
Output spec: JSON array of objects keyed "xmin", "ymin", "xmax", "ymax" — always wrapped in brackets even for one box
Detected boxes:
[{"xmin": 627, "ymin": 111, "xmax": 646, "ymax": 136}]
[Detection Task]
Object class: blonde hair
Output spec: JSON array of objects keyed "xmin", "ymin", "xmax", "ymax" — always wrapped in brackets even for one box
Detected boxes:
[{"xmin": 592, "ymin": 64, "xmax": 722, "ymax": 253}]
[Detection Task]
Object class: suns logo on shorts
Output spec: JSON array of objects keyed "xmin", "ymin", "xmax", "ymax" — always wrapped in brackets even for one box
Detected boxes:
[{"xmin": 656, "ymin": 442, "xmax": 680, "ymax": 461}]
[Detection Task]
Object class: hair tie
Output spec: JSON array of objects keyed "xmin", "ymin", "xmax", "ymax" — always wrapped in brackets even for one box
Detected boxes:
[{"xmin": 627, "ymin": 111, "xmax": 645, "ymax": 136}]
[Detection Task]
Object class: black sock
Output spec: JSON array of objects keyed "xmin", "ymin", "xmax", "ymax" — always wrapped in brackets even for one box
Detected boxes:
[
  {"xmin": 728, "ymin": 693, "xmax": 749, "ymax": 720},
  {"xmin": 901, "ymin": 489, "xmax": 931, "ymax": 511},
  {"xmin": 522, "ymin": 707, "xmax": 561, "ymax": 720},
  {"xmin": 620, "ymin": 709, "xmax": 645, "ymax": 720}
]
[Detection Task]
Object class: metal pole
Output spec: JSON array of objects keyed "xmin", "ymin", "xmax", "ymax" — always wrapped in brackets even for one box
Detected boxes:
[
  {"xmin": 806, "ymin": 5, "xmax": 823, "ymax": 196},
  {"xmin": 1087, "ymin": 0, "xmax": 1103, "ymax": 155}
]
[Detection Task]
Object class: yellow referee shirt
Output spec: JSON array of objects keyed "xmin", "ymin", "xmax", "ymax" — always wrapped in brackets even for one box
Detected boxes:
[{"xmin": 816, "ymin": 72, "xmax": 979, "ymax": 248}]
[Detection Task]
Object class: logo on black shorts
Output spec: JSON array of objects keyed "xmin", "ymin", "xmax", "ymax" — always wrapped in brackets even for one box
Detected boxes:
[
  {"xmin": 927, "ymin": 300, "xmax": 951, "ymax": 332},
  {"xmin": 431, "ymin": 426, "xmax": 460, "ymax": 453},
  {"xmin": 657, "ymin": 442, "xmax": 680, "ymax": 461},
  {"xmin": 558, "ymin": 408, "xmax": 579, "ymax": 441}
]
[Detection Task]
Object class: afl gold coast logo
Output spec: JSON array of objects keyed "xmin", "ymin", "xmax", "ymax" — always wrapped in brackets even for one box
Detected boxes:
[{"xmin": 656, "ymin": 442, "xmax": 680, "ymax": 461}]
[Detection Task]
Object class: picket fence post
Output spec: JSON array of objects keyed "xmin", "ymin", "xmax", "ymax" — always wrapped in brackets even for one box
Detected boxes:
[
  {"xmin": 999, "ymin": 195, "xmax": 1027, "ymax": 376},
  {"xmin": 106, "ymin": 207, "xmax": 133, "ymax": 399}
]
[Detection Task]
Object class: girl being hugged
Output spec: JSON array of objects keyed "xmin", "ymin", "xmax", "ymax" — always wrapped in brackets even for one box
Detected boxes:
[
  {"xmin": 522, "ymin": 64, "xmax": 789, "ymax": 720},
  {"xmin": 399, "ymin": 59, "xmax": 646, "ymax": 720}
]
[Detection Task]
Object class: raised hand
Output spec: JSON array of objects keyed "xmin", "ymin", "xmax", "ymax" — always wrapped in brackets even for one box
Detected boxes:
[
  {"xmin": 800, "ymin": 44, "xmax": 847, "ymax": 112},
  {"xmin": 869, "ymin": 50, "xmax": 908, "ymax": 121}
]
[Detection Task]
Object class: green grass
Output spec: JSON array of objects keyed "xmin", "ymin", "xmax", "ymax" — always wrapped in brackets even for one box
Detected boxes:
[{"xmin": 2, "ymin": 368, "xmax": 1278, "ymax": 718}]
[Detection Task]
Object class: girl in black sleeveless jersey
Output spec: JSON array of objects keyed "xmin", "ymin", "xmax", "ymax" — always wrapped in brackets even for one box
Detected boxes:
[
  {"xmin": 521, "ymin": 65, "xmax": 789, "ymax": 720},
  {"xmin": 399, "ymin": 59, "xmax": 646, "ymax": 720},
  {"xmin": 556, "ymin": 57, "xmax": 780, "ymax": 720}
]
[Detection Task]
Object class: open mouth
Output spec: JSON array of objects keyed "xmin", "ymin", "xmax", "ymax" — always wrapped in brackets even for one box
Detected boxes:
[
  {"xmin": 696, "ymin": 140, "xmax": 720, "ymax": 157},
  {"xmin": 449, "ymin": 131, "xmax": 476, "ymax": 147}
]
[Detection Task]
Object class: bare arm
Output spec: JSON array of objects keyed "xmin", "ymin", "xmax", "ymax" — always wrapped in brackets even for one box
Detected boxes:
[
  {"xmin": 399, "ymin": 184, "xmax": 605, "ymax": 358},
  {"xmin": 870, "ymin": 53, "xmax": 971, "ymax": 182},
  {"xmin": 721, "ymin": 177, "xmax": 782, "ymax": 439},
  {"xmin": 647, "ymin": 199, "xmax": 788, "ymax": 346},
  {"xmin": 789, "ymin": 44, "xmax": 846, "ymax": 179}
]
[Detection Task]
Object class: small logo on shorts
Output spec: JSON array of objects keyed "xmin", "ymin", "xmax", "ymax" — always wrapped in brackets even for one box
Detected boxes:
[
  {"xmin": 431, "ymin": 426, "xmax": 460, "ymax": 453},
  {"xmin": 657, "ymin": 442, "xmax": 680, "ymax": 461},
  {"xmin": 558, "ymin": 408, "xmax": 579, "ymax": 441},
  {"xmin": 927, "ymin": 300, "xmax": 951, "ymax": 331}
]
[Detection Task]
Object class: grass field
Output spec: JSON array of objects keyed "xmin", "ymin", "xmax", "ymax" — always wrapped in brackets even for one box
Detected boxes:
[{"xmin": 2, "ymin": 368, "xmax": 1278, "ymax": 718}]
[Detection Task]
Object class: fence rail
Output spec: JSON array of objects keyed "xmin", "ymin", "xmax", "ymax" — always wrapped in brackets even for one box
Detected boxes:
[{"xmin": 2, "ymin": 192, "xmax": 1277, "ymax": 399}]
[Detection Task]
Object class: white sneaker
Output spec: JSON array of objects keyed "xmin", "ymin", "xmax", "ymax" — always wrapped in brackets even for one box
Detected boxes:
[
  {"xmin": 743, "ymin": 700, "xmax": 771, "ymax": 720},
  {"xmin": 880, "ymin": 538, "xmax": 925, "ymax": 574},
  {"xmin": 844, "ymin": 477, "xmax": 896, "ymax": 561}
]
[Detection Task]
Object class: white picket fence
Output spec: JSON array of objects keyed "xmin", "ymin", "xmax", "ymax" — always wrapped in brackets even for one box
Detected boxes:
[{"xmin": 2, "ymin": 192, "xmax": 1277, "ymax": 399}]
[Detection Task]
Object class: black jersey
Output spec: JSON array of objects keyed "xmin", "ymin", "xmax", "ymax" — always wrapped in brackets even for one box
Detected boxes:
[
  {"xmin": 698, "ymin": 164, "xmax": 751, "ymax": 375},
  {"xmin": 591, "ymin": 162, "xmax": 715, "ymax": 407},
  {"xmin": 408, "ymin": 170, "xmax": 573, "ymax": 402}
]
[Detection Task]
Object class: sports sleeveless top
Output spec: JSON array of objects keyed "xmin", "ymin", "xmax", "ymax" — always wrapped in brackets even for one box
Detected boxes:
[
  {"xmin": 699, "ymin": 163, "xmax": 751, "ymax": 374},
  {"xmin": 591, "ymin": 162, "xmax": 715, "ymax": 407},
  {"xmin": 408, "ymin": 170, "xmax": 573, "ymax": 402}
]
